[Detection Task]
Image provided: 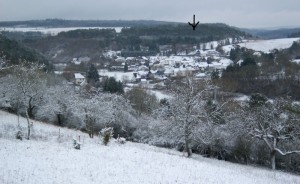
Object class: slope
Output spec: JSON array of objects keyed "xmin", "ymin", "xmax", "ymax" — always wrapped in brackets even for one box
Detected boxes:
[{"xmin": 0, "ymin": 110, "xmax": 299, "ymax": 184}]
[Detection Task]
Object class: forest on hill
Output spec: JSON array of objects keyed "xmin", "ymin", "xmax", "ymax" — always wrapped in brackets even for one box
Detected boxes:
[
  {"xmin": 0, "ymin": 19, "xmax": 179, "ymax": 28},
  {"xmin": 0, "ymin": 34, "xmax": 52, "ymax": 70},
  {"xmin": 0, "ymin": 23, "xmax": 250, "ymax": 63}
]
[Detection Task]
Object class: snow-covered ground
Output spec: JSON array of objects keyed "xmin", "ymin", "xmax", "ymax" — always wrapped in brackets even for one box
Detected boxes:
[
  {"xmin": 0, "ymin": 27, "xmax": 124, "ymax": 36},
  {"xmin": 98, "ymin": 70, "xmax": 135, "ymax": 82},
  {"xmin": 222, "ymin": 38, "xmax": 300, "ymax": 53},
  {"xmin": 124, "ymin": 86, "xmax": 172, "ymax": 100},
  {"xmin": 292, "ymin": 59, "xmax": 300, "ymax": 64},
  {"xmin": 238, "ymin": 38, "xmax": 300, "ymax": 53},
  {"xmin": 1, "ymin": 111, "xmax": 300, "ymax": 184},
  {"xmin": 147, "ymin": 90, "xmax": 172, "ymax": 100}
]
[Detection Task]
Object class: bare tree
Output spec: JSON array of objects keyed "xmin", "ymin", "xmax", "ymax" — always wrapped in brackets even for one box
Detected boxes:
[
  {"xmin": 248, "ymin": 99, "xmax": 300, "ymax": 170},
  {"xmin": 14, "ymin": 64, "xmax": 46, "ymax": 139},
  {"xmin": 155, "ymin": 77, "xmax": 222, "ymax": 157}
]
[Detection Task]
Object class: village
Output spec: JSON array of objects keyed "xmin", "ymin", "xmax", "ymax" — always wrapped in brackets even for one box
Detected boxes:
[{"xmin": 71, "ymin": 43, "xmax": 235, "ymax": 90}]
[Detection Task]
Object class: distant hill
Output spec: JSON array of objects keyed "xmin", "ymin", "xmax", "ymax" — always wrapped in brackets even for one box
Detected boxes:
[
  {"xmin": 21, "ymin": 23, "xmax": 249, "ymax": 63},
  {"xmin": 288, "ymin": 31, "xmax": 300, "ymax": 38},
  {"xmin": 240, "ymin": 27, "xmax": 300, "ymax": 39},
  {"xmin": 0, "ymin": 19, "xmax": 180, "ymax": 28},
  {"xmin": 122, "ymin": 23, "xmax": 249, "ymax": 42},
  {"xmin": 0, "ymin": 20, "xmax": 250, "ymax": 64}
]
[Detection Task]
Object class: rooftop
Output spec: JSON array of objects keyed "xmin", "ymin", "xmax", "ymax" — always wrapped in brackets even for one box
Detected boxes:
[{"xmin": 74, "ymin": 73, "xmax": 85, "ymax": 79}]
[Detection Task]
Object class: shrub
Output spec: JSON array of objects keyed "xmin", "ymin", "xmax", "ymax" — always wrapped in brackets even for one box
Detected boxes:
[
  {"xmin": 16, "ymin": 130, "xmax": 23, "ymax": 140},
  {"xmin": 233, "ymin": 136, "xmax": 252, "ymax": 164},
  {"xmin": 100, "ymin": 127, "xmax": 114, "ymax": 146},
  {"xmin": 249, "ymin": 93, "xmax": 267, "ymax": 108},
  {"xmin": 73, "ymin": 137, "xmax": 81, "ymax": 150}
]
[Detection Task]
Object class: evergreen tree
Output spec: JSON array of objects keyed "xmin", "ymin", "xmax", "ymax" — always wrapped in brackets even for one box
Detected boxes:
[
  {"xmin": 225, "ymin": 38, "xmax": 230, "ymax": 45},
  {"xmin": 124, "ymin": 63, "xmax": 128, "ymax": 72},
  {"xmin": 211, "ymin": 70, "xmax": 220, "ymax": 80},
  {"xmin": 87, "ymin": 64, "xmax": 100, "ymax": 86},
  {"xmin": 103, "ymin": 77, "xmax": 124, "ymax": 94},
  {"xmin": 229, "ymin": 49, "xmax": 237, "ymax": 61},
  {"xmin": 202, "ymin": 43, "xmax": 207, "ymax": 51},
  {"xmin": 249, "ymin": 93, "xmax": 267, "ymax": 108}
]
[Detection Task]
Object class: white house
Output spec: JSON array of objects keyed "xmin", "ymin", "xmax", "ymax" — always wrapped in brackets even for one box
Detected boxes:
[{"xmin": 74, "ymin": 73, "xmax": 85, "ymax": 85}]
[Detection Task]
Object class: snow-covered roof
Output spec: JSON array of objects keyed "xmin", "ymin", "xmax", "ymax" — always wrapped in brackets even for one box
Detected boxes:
[
  {"xmin": 253, "ymin": 52, "xmax": 262, "ymax": 57},
  {"xmin": 292, "ymin": 59, "xmax": 300, "ymax": 64},
  {"xmin": 74, "ymin": 73, "xmax": 85, "ymax": 79},
  {"xmin": 116, "ymin": 57, "xmax": 125, "ymax": 62},
  {"xmin": 196, "ymin": 62, "xmax": 209, "ymax": 68},
  {"xmin": 137, "ymin": 71, "xmax": 148, "ymax": 76},
  {"xmin": 74, "ymin": 61, "xmax": 81, "ymax": 65},
  {"xmin": 54, "ymin": 71, "xmax": 63, "ymax": 75},
  {"xmin": 126, "ymin": 57, "xmax": 135, "ymax": 61},
  {"xmin": 222, "ymin": 45, "xmax": 235, "ymax": 53},
  {"xmin": 195, "ymin": 73, "xmax": 206, "ymax": 78},
  {"xmin": 219, "ymin": 59, "xmax": 234, "ymax": 68}
]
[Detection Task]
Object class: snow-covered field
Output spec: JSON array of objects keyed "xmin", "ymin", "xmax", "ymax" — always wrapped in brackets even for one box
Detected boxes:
[
  {"xmin": 222, "ymin": 38, "xmax": 300, "ymax": 53},
  {"xmin": 98, "ymin": 70, "xmax": 135, "ymax": 82},
  {"xmin": 1, "ymin": 110, "xmax": 300, "ymax": 184},
  {"xmin": 292, "ymin": 59, "xmax": 300, "ymax": 64},
  {"xmin": 239, "ymin": 38, "xmax": 300, "ymax": 53},
  {"xmin": 0, "ymin": 27, "xmax": 124, "ymax": 35},
  {"xmin": 148, "ymin": 90, "xmax": 172, "ymax": 100}
]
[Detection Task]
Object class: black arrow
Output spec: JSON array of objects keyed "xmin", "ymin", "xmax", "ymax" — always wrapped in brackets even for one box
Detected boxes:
[{"xmin": 188, "ymin": 14, "xmax": 199, "ymax": 31}]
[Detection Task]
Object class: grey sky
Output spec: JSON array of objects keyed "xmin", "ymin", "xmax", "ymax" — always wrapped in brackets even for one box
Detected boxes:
[{"xmin": 1, "ymin": 0, "xmax": 300, "ymax": 28}]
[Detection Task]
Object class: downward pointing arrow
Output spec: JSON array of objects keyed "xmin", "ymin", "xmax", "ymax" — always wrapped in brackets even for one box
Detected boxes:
[{"xmin": 188, "ymin": 14, "xmax": 199, "ymax": 31}]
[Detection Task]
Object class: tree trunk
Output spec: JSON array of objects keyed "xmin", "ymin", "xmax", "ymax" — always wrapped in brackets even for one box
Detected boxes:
[
  {"xmin": 271, "ymin": 150, "xmax": 276, "ymax": 170},
  {"xmin": 185, "ymin": 137, "xmax": 192, "ymax": 157},
  {"xmin": 28, "ymin": 97, "xmax": 35, "ymax": 119},
  {"xmin": 91, "ymin": 119, "xmax": 95, "ymax": 138},
  {"xmin": 57, "ymin": 114, "xmax": 62, "ymax": 126},
  {"xmin": 25, "ymin": 110, "xmax": 31, "ymax": 140},
  {"xmin": 184, "ymin": 122, "xmax": 192, "ymax": 157},
  {"xmin": 17, "ymin": 96, "xmax": 21, "ymax": 129}
]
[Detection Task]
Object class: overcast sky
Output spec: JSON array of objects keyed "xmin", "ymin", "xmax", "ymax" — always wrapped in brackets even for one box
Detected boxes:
[{"xmin": 1, "ymin": 0, "xmax": 300, "ymax": 28}]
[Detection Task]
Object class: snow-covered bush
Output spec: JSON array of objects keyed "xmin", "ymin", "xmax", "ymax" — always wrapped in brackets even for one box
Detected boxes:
[
  {"xmin": 116, "ymin": 135, "xmax": 126, "ymax": 144},
  {"xmin": 73, "ymin": 137, "xmax": 82, "ymax": 150},
  {"xmin": 100, "ymin": 127, "xmax": 113, "ymax": 146}
]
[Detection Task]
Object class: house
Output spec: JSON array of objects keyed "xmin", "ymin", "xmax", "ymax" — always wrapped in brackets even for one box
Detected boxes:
[
  {"xmin": 71, "ymin": 58, "xmax": 81, "ymax": 65},
  {"xmin": 115, "ymin": 57, "xmax": 126, "ymax": 62},
  {"xmin": 206, "ymin": 50, "xmax": 220, "ymax": 57},
  {"xmin": 159, "ymin": 45, "xmax": 173, "ymax": 55},
  {"xmin": 74, "ymin": 73, "xmax": 85, "ymax": 85},
  {"xmin": 140, "ymin": 45, "xmax": 149, "ymax": 52},
  {"xmin": 110, "ymin": 65, "xmax": 124, "ymax": 71},
  {"xmin": 141, "ymin": 78, "xmax": 148, "ymax": 84}
]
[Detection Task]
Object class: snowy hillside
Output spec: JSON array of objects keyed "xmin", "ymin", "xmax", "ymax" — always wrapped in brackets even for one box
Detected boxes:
[{"xmin": 1, "ymin": 111, "xmax": 300, "ymax": 184}]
